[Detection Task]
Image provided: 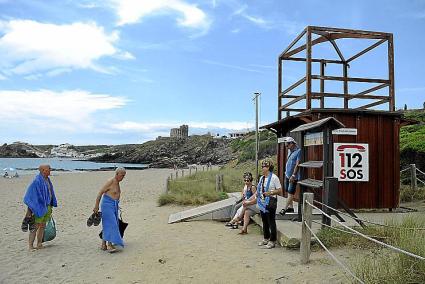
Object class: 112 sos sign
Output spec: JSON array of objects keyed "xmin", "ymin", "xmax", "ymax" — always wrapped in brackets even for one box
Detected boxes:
[{"xmin": 333, "ymin": 143, "xmax": 369, "ymax": 182}]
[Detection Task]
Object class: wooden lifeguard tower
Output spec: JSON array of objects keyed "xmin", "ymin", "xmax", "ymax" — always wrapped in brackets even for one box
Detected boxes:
[{"xmin": 264, "ymin": 26, "xmax": 412, "ymax": 209}]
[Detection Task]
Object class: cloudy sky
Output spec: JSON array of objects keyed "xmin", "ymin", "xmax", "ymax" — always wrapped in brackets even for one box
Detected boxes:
[{"xmin": 0, "ymin": 0, "xmax": 424, "ymax": 145}]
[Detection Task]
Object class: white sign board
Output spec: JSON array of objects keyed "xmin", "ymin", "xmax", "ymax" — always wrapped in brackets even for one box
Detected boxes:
[
  {"xmin": 332, "ymin": 128, "xmax": 358, "ymax": 135},
  {"xmin": 334, "ymin": 143, "xmax": 369, "ymax": 182}
]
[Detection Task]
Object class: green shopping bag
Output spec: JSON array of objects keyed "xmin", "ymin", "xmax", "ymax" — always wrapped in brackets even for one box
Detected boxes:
[{"xmin": 43, "ymin": 217, "xmax": 56, "ymax": 242}]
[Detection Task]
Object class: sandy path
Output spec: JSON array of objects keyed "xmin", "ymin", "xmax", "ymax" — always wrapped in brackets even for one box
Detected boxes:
[{"xmin": 0, "ymin": 170, "xmax": 347, "ymax": 283}]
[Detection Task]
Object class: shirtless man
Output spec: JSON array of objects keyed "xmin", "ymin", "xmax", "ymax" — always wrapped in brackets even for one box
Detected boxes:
[{"xmin": 93, "ymin": 167, "xmax": 126, "ymax": 252}]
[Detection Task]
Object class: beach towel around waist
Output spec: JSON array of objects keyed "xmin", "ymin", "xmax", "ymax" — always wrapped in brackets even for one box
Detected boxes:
[{"xmin": 101, "ymin": 194, "xmax": 124, "ymax": 247}]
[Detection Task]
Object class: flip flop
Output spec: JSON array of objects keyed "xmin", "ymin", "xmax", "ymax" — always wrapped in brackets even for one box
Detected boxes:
[
  {"xmin": 108, "ymin": 247, "xmax": 118, "ymax": 253},
  {"xmin": 21, "ymin": 217, "xmax": 31, "ymax": 232},
  {"xmin": 28, "ymin": 217, "xmax": 36, "ymax": 233},
  {"xmin": 87, "ymin": 213, "xmax": 95, "ymax": 227},
  {"xmin": 225, "ymin": 222, "xmax": 234, "ymax": 227},
  {"xmin": 93, "ymin": 212, "xmax": 102, "ymax": 226},
  {"xmin": 238, "ymin": 230, "xmax": 248, "ymax": 235},
  {"xmin": 230, "ymin": 224, "xmax": 239, "ymax": 229}
]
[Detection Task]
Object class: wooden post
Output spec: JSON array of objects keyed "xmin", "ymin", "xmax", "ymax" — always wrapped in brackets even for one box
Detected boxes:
[
  {"xmin": 343, "ymin": 63, "xmax": 349, "ymax": 108},
  {"xmin": 216, "ymin": 175, "xmax": 220, "ymax": 192},
  {"xmin": 203, "ymin": 166, "xmax": 205, "ymax": 172},
  {"xmin": 220, "ymin": 174, "xmax": 224, "ymax": 191},
  {"xmin": 195, "ymin": 167, "xmax": 198, "ymax": 173},
  {"xmin": 320, "ymin": 60, "xmax": 325, "ymax": 108},
  {"xmin": 323, "ymin": 177, "xmax": 338, "ymax": 227},
  {"xmin": 170, "ymin": 173, "xmax": 173, "ymax": 181},
  {"xmin": 176, "ymin": 171, "xmax": 178, "ymax": 179},
  {"xmin": 181, "ymin": 169, "xmax": 184, "ymax": 177},
  {"xmin": 411, "ymin": 164, "xmax": 417, "ymax": 190},
  {"xmin": 189, "ymin": 167, "xmax": 192, "ymax": 175},
  {"xmin": 166, "ymin": 177, "xmax": 170, "ymax": 193},
  {"xmin": 301, "ymin": 192, "xmax": 313, "ymax": 264},
  {"xmin": 306, "ymin": 26, "xmax": 312, "ymax": 110}
]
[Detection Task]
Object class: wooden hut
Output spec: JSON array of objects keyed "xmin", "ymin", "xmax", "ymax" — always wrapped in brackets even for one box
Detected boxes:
[{"xmin": 263, "ymin": 26, "xmax": 413, "ymax": 209}]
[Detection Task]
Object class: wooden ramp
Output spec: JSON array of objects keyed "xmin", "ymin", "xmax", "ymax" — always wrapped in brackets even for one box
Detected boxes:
[{"xmin": 168, "ymin": 195, "xmax": 240, "ymax": 224}]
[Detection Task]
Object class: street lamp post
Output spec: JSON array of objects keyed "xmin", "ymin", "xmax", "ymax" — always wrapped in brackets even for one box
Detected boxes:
[{"xmin": 253, "ymin": 92, "xmax": 261, "ymax": 182}]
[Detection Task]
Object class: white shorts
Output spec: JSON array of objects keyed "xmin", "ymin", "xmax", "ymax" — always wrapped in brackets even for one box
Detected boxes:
[{"xmin": 234, "ymin": 204, "xmax": 259, "ymax": 219}]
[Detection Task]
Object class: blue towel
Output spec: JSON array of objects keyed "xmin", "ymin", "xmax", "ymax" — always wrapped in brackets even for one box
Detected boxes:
[
  {"xmin": 257, "ymin": 172, "xmax": 272, "ymax": 213},
  {"xmin": 101, "ymin": 194, "xmax": 124, "ymax": 247},
  {"xmin": 23, "ymin": 174, "xmax": 58, "ymax": 218}
]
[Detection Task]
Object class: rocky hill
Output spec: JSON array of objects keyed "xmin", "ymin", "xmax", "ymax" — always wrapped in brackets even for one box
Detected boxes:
[
  {"xmin": 0, "ymin": 142, "xmax": 44, "ymax": 158},
  {"xmin": 89, "ymin": 135, "xmax": 237, "ymax": 168}
]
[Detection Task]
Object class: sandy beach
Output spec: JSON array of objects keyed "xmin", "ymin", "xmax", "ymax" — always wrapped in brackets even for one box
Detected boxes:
[{"xmin": 0, "ymin": 169, "xmax": 348, "ymax": 283}]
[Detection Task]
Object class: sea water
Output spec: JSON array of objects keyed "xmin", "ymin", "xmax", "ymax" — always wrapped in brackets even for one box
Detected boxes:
[{"xmin": 0, "ymin": 157, "xmax": 147, "ymax": 175}]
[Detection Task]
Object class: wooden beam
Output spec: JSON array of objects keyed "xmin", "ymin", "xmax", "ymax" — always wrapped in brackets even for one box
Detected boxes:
[
  {"xmin": 347, "ymin": 38, "xmax": 387, "ymax": 63},
  {"xmin": 352, "ymin": 83, "xmax": 388, "ymax": 98},
  {"xmin": 320, "ymin": 61, "xmax": 325, "ymax": 108},
  {"xmin": 313, "ymin": 30, "xmax": 346, "ymax": 62},
  {"xmin": 281, "ymin": 94, "xmax": 304, "ymax": 98},
  {"xmin": 283, "ymin": 31, "xmax": 387, "ymax": 58},
  {"xmin": 306, "ymin": 28, "xmax": 312, "ymax": 109},
  {"xmin": 284, "ymin": 35, "xmax": 328, "ymax": 57},
  {"xmin": 282, "ymin": 57, "xmax": 343, "ymax": 64},
  {"xmin": 281, "ymin": 95, "xmax": 306, "ymax": 109},
  {"xmin": 279, "ymin": 28, "xmax": 307, "ymax": 58},
  {"xmin": 280, "ymin": 77, "xmax": 306, "ymax": 96},
  {"xmin": 311, "ymin": 92, "xmax": 390, "ymax": 100},
  {"xmin": 278, "ymin": 57, "xmax": 282, "ymax": 120},
  {"xmin": 388, "ymin": 34, "xmax": 395, "ymax": 111},
  {"xmin": 355, "ymin": 99, "xmax": 389, "ymax": 110},
  {"xmin": 279, "ymin": 107, "xmax": 307, "ymax": 112},
  {"xmin": 311, "ymin": 75, "xmax": 389, "ymax": 84},
  {"xmin": 343, "ymin": 64, "xmax": 349, "ymax": 108},
  {"xmin": 310, "ymin": 26, "xmax": 391, "ymax": 37}
]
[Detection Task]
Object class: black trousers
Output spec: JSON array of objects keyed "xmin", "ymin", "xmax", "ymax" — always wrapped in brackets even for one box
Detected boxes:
[{"xmin": 260, "ymin": 204, "xmax": 277, "ymax": 242}]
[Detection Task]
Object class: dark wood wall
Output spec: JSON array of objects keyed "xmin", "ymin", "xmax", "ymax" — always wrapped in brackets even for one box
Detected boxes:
[{"xmin": 277, "ymin": 111, "xmax": 401, "ymax": 209}]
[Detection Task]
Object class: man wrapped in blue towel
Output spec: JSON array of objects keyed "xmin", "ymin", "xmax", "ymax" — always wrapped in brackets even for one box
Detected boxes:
[
  {"xmin": 23, "ymin": 164, "xmax": 58, "ymax": 251},
  {"xmin": 93, "ymin": 167, "xmax": 126, "ymax": 252}
]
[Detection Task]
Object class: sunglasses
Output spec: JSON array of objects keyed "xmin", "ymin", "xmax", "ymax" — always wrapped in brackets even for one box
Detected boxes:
[{"xmin": 244, "ymin": 179, "xmax": 251, "ymax": 182}]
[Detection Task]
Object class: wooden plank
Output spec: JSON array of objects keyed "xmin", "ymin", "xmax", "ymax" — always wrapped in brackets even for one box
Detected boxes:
[
  {"xmin": 279, "ymin": 28, "xmax": 307, "ymax": 58},
  {"xmin": 282, "ymin": 94, "xmax": 305, "ymax": 98},
  {"xmin": 282, "ymin": 57, "xmax": 343, "ymax": 64},
  {"xmin": 284, "ymin": 35, "xmax": 328, "ymax": 58},
  {"xmin": 281, "ymin": 95, "xmax": 306, "ymax": 109},
  {"xmin": 310, "ymin": 26, "xmax": 391, "ymax": 37},
  {"xmin": 299, "ymin": 161, "xmax": 324, "ymax": 168},
  {"xmin": 353, "ymin": 83, "xmax": 389, "ymax": 97},
  {"xmin": 311, "ymin": 92, "xmax": 389, "ymax": 100},
  {"xmin": 355, "ymin": 99, "xmax": 389, "ymax": 110},
  {"xmin": 278, "ymin": 107, "xmax": 307, "ymax": 112},
  {"xmin": 347, "ymin": 38, "xmax": 387, "ymax": 63},
  {"xmin": 298, "ymin": 178, "xmax": 323, "ymax": 188},
  {"xmin": 311, "ymin": 75, "xmax": 389, "ymax": 84},
  {"xmin": 281, "ymin": 77, "xmax": 306, "ymax": 96}
]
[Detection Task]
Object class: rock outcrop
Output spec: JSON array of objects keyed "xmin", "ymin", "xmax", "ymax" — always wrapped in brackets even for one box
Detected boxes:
[
  {"xmin": 0, "ymin": 142, "xmax": 44, "ymax": 158},
  {"xmin": 89, "ymin": 135, "xmax": 236, "ymax": 168}
]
